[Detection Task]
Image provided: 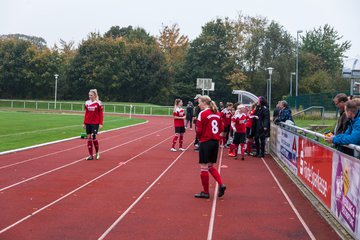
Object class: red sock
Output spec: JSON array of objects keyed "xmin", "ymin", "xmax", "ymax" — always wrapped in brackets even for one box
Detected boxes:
[
  {"xmin": 209, "ymin": 166, "xmax": 223, "ymax": 186},
  {"xmin": 93, "ymin": 139, "xmax": 99, "ymax": 153},
  {"xmin": 240, "ymin": 143, "xmax": 245, "ymax": 155},
  {"xmin": 222, "ymin": 136, "xmax": 226, "ymax": 145},
  {"xmin": 172, "ymin": 135, "xmax": 179, "ymax": 148},
  {"xmin": 234, "ymin": 144, "xmax": 239, "ymax": 156},
  {"xmin": 179, "ymin": 135, "xmax": 183, "ymax": 148},
  {"xmin": 87, "ymin": 140, "xmax": 93, "ymax": 156},
  {"xmin": 200, "ymin": 171, "xmax": 209, "ymax": 194},
  {"xmin": 229, "ymin": 144, "xmax": 235, "ymax": 154}
]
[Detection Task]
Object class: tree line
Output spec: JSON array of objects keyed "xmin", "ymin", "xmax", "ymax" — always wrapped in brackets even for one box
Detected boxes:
[{"xmin": 0, "ymin": 14, "xmax": 351, "ymax": 106}]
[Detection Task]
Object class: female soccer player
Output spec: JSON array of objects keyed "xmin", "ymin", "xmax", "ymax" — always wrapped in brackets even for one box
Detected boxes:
[
  {"xmin": 171, "ymin": 99, "xmax": 186, "ymax": 152},
  {"xmin": 228, "ymin": 105, "xmax": 248, "ymax": 160},
  {"xmin": 195, "ymin": 95, "xmax": 226, "ymax": 199},
  {"xmin": 83, "ymin": 89, "xmax": 104, "ymax": 160},
  {"xmin": 220, "ymin": 102, "xmax": 233, "ymax": 147}
]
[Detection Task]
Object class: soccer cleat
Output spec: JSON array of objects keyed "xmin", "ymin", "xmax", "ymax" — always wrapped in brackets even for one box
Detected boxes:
[
  {"xmin": 170, "ymin": 148, "xmax": 177, "ymax": 152},
  {"xmin": 194, "ymin": 192, "xmax": 210, "ymax": 199},
  {"xmin": 228, "ymin": 152, "xmax": 236, "ymax": 157},
  {"xmin": 95, "ymin": 152, "xmax": 100, "ymax": 160},
  {"xmin": 218, "ymin": 184, "xmax": 226, "ymax": 197},
  {"xmin": 86, "ymin": 155, "xmax": 94, "ymax": 160},
  {"xmin": 179, "ymin": 148, "xmax": 185, "ymax": 151},
  {"xmin": 241, "ymin": 155, "xmax": 245, "ymax": 160}
]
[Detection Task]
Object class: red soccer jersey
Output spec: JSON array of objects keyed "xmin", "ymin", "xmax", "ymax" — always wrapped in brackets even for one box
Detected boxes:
[
  {"xmin": 84, "ymin": 100, "xmax": 104, "ymax": 125},
  {"xmin": 221, "ymin": 108, "xmax": 232, "ymax": 127},
  {"xmin": 232, "ymin": 112, "xmax": 247, "ymax": 133},
  {"xmin": 173, "ymin": 107, "xmax": 185, "ymax": 127},
  {"xmin": 196, "ymin": 108, "xmax": 224, "ymax": 142},
  {"xmin": 246, "ymin": 109, "xmax": 256, "ymax": 128}
]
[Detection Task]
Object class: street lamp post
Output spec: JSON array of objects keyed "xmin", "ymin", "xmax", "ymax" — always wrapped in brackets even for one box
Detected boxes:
[
  {"xmin": 54, "ymin": 74, "xmax": 59, "ymax": 109},
  {"xmin": 267, "ymin": 67, "xmax": 274, "ymax": 110},
  {"xmin": 296, "ymin": 30, "xmax": 303, "ymax": 109},
  {"xmin": 290, "ymin": 72, "xmax": 296, "ymax": 96}
]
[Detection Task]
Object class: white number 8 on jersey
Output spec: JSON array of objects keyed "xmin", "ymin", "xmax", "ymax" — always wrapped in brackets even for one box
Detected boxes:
[{"xmin": 211, "ymin": 120, "xmax": 219, "ymax": 134}]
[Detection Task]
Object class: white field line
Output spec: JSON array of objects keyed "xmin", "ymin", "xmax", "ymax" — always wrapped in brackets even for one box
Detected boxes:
[
  {"xmin": 0, "ymin": 126, "xmax": 172, "ymax": 192},
  {"xmin": 97, "ymin": 141, "xmax": 193, "ymax": 240},
  {"xmin": 0, "ymin": 134, "xmax": 174, "ymax": 235},
  {"xmin": 0, "ymin": 123, "xmax": 155, "ymax": 170},
  {"xmin": 0, "ymin": 121, "xmax": 148, "ymax": 156},
  {"xmin": 0, "ymin": 118, "xmax": 127, "ymax": 138},
  {"xmin": 261, "ymin": 157, "xmax": 316, "ymax": 240},
  {"xmin": 207, "ymin": 147, "xmax": 224, "ymax": 240}
]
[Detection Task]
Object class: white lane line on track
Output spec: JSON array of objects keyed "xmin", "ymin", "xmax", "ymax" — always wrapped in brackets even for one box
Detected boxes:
[
  {"xmin": 0, "ymin": 121, "xmax": 149, "ymax": 156},
  {"xmin": 0, "ymin": 134, "xmax": 174, "ymax": 235},
  {"xmin": 261, "ymin": 157, "xmax": 316, "ymax": 240},
  {"xmin": 207, "ymin": 146, "xmax": 224, "ymax": 240},
  {"xmin": 0, "ymin": 118, "xmax": 127, "ymax": 138},
  {"xmin": 0, "ymin": 123, "xmax": 155, "ymax": 170},
  {"xmin": 97, "ymin": 141, "xmax": 194, "ymax": 240},
  {"xmin": 0, "ymin": 126, "xmax": 172, "ymax": 192}
]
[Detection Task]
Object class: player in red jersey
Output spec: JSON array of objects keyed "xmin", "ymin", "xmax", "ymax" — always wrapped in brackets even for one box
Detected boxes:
[
  {"xmin": 228, "ymin": 105, "xmax": 248, "ymax": 160},
  {"xmin": 194, "ymin": 95, "xmax": 226, "ymax": 199},
  {"xmin": 220, "ymin": 102, "xmax": 233, "ymax": 147},
  {"xmin": 83, "ymin": 89, "xmax": 104, "ymax": 160},
  {"xmin": 171, "ymin": 99, "xmax": 186, "ymax": 152}
]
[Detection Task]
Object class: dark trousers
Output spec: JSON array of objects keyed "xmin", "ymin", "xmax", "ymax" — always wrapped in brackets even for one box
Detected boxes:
[{"xmin": 255, "ymin": 135, "xmax": 266, "ymax": 155}]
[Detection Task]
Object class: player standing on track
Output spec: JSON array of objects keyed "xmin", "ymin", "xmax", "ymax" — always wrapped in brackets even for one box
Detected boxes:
[
  {"xmin": 194, "ymin": 95, "xmax": 226, "ymax": 199},
  {"xmin": 171, "ymin": 99, "xmax": 186, "ymax": 152},
  {"xmin": 83, "ymin": 89, "xmax": 104, "ymax": 160},
  {"xmin": 220, "ymin": 102, "xmax": 233, "ymax": 147},
  {"xmin": 228, "ymin": 104, "xmax": 248, "ymax": 160}
]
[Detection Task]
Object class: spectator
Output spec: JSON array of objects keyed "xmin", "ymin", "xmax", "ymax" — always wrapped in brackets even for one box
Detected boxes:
[
  {"xmin": 185, "ymin": 101, "xmax": 194, "ymax": 130},
  {"xmin": 333, "ymin": 93, "xmax": 349, "ymax": 135},
  {"xmin": 272, "ymin": 101, "xmax": 281, "ymax": 122},
  {"xmin": 325, "ymin": 100, "xmax": 360, "ymax": 151},
  {"xmin": 253, "ymin": 96, "xmax": 270, "ymax": 157},
  {"xmin": 218, "ymin": 101, "xmax": 225, "ymax": 111},
  {"xmin": 275, "ymin": 100, "xmax": 294, "ymax": 125},
  {"xmin": 193, "ymin": 94, "xmax": 202, "ymax": 150}
]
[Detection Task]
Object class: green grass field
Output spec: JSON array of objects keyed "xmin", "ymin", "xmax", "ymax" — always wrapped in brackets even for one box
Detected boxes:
[{"xmin": 0, "ymin": 110, "xmax": 146, "ymax": 152}]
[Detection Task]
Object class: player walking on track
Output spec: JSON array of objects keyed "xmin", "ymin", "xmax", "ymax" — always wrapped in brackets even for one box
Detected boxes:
[
  {"xmin": 83, "ymin": 89, "xmax": 104, "ymax": 160},
  {"xmin": 171, "ymin": 99, "xmax": 186, "ymax": 152},
  {"xmin": 195, "ymin": 95, "xmax": 226, "ymax": 199}
]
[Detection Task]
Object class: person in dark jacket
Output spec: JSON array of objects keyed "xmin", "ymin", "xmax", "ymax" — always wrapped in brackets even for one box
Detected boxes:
[
  {"xmin": 193, "ymin": 94, "xmax": 202, "ymax": 150},
  {"xmin": 332, "ymin": 93, "xmax": 351, "ymax": 154},
  {"xmin": 253, "ymin": 96, "xmax": 270, "ymax": 157},
  {"xmin": 325, "ymin": 100, "xmax": 360, "ymax": 155},
  {"xmin": 185, "ymin": 101, "xmax": 194, "ymax": 130},
  {"xmin": 275, "ymin": 100, "xmax": 294, "ymax": 125}
]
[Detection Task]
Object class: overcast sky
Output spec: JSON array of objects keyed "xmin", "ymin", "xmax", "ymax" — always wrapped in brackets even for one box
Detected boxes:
[{"xmin": 1, "ymin": 0, "xmax": 359, "ymax": 58}]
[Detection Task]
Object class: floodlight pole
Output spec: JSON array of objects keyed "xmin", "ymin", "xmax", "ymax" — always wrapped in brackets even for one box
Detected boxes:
[
  {"xmin": 267, "ymin": 67, "xmax": 274, "ymax": 111},
  {"xmin": 54, "ymin": 74, "xmax": 59, "ymax": 109},
  {"xmin": 290, "ymin": 72, "xmax": 295, "ymax": 96},
  {"xmin": 296, "ymin": 30, "xmax": 303, "ymax": 110}
]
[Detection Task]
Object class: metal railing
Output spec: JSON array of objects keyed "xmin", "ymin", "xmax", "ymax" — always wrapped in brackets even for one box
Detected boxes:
[
  {"xmin": 279, "ymin": 121, "xmax": 360, "ymax": 157},
  {"xmin": 0, "ymin": 99, "xmax": 174, "ymax": 116}
]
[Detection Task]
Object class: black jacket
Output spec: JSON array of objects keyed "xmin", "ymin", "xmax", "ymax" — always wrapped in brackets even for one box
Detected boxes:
[{"xmin": 254, "ymin": 105, "xmax": 270, "ymax": 137}]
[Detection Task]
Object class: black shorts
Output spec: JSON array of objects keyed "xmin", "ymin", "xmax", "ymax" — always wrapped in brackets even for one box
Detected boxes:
[
  {"xmin": 175, "ymin": 126, "xmax": 185, "ymax": 134},
  {"xmin": 199, "ymin": 140, "xmax": 219, "ymax": 164},
  {"xmin": 233, "ymin": 132, "xmax": 246, "ymax": 144},
  {"xmin": 86, "ymin": 124, "xmax": 99, "ymax": 135}
]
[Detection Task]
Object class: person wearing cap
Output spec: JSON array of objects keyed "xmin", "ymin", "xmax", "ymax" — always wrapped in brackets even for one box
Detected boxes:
[
  {"xmin": 274, "ymin": 100, "xmax": 294, "ymax": 125},
  {"xmin": 193, "ymin": 94, "xmax": 202, "ymax": 150}
]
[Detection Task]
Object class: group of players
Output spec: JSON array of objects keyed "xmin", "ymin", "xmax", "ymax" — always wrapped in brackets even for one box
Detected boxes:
[{"xmin": 82, "ymin": 89, "xmax": 269, "ymax": 199}]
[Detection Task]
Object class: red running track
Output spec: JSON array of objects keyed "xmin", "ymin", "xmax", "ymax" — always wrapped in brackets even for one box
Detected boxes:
[{"xmin": 0, "ymin": 116, "xmax": 340, "ymax": 240}]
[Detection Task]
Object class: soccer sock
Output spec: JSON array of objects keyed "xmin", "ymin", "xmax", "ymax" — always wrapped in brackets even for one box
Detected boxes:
[
  {"xmin": 200, "ymin": 170, "xmax": 209, "ymax": 194},
  {"xmin": 179, "ymin": 135, "xmax": 183, "ymax": 148},
  {"xmin": 87, "ymin": 140, "xmax": 93, "ymax": 156},
  {"xmin": 222, "ymin": 136, "xmax": 226, "ymax": 146},
  {"xmin": 208, "ymin": 166, "xmax": 223, "ymax": 186},
  {"xmin": 234, "ymin": 144, "xmax": 239, "ymax": 156},
  {"xmin": 93, "ymin": 139, "xmax": 99, "ymax": 153},
  {"xmin": 240, "ymin": 143, "xmax": 245, "ymax": 155},
  {"xmin": 172, "ymin": 135, "xmax": 179, "ymax": 148}
]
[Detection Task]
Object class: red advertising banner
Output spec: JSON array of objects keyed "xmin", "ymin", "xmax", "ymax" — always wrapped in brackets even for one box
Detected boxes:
[{"xmin": 297, "ymin": 136, "xmax": 333, "ymax": 208}]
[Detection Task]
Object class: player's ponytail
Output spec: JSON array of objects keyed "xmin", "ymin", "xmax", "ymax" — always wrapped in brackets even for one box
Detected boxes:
[
  {"xmin": 90, "ymin": 89, "xmax": 100, "ymax": 102},
  {"xmin": 199, "ymin": 95, "xmax": 218, "ymax": 113},
  {"xmin": 174, "ymin": 99, "xmax": 182, "ymax": 111}
]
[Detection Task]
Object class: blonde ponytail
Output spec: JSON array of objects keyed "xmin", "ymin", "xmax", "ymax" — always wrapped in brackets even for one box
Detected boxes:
[
  {"xmin": 174, "ymin": 98, "xmax": 181, "ymax": 111},
  {"xmin": 199, "ymin": 95, "xmax": 218, "ymax": 113},
  {"xmin": 90, "ymin": 89, "xmax": 100, "ymax": 102}
]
